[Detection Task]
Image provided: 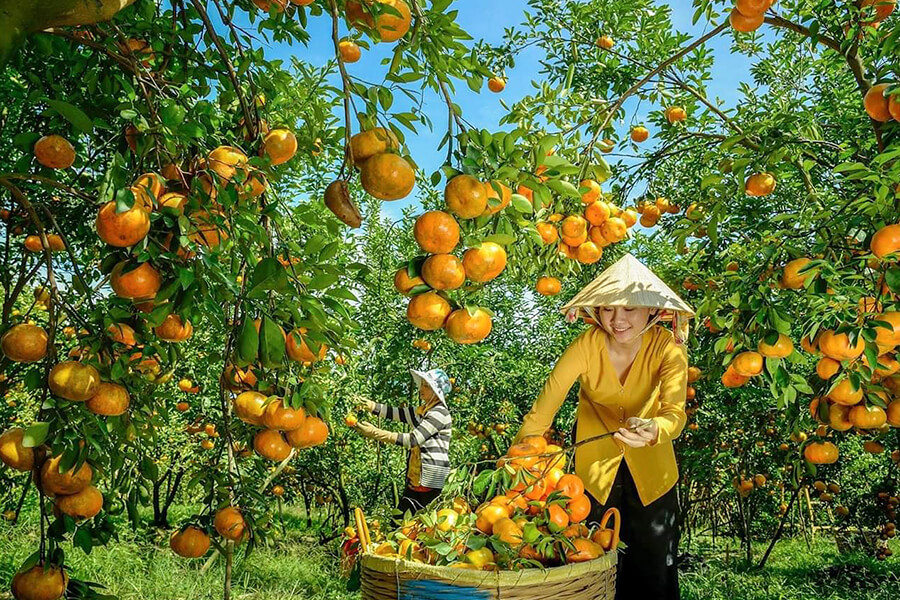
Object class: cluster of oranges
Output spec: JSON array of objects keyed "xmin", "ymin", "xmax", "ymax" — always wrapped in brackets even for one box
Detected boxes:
[
  {"xmin": 728, "ymin": 0, "xmax": 776, "ymax": 33},
  {"xmin": 230, "ymin": 389, "xmax": 330, "ymax": 463},
  {"xmin": 394, "ymin": 174, "xmax": 512, "ymax": 344},
  {"xmin": 370, "ymin": 435, "xmax": 619, "ymax": 569},
  {"xmin": 865, "ymin": 82, "xmax": 900, "ymax": 124}
]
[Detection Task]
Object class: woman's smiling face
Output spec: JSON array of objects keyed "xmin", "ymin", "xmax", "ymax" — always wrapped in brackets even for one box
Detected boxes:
[{"xmin": 598, "ymin": 306, "xmax": 654, "ymax": 344}]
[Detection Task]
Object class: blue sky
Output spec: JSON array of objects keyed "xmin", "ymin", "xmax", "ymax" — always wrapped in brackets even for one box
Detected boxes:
[{"xmin": 258, "ymin": 1, "xmax": 758, "ymax": 220}]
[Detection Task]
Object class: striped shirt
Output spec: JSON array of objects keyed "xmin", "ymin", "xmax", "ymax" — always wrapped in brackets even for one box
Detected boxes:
[{"xmin": 374, "ymin": 401, "xmax": 452, "ymax": 489}]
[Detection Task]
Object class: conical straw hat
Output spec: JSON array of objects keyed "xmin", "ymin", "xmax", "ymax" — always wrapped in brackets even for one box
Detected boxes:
[{"xmin": 561, "ymin": 253, "xmax": 695, "ymax": 341}]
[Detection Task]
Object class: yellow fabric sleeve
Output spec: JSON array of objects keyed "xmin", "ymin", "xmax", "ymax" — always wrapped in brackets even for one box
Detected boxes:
[
  {"xmin": 514, "ymin": 332, "xmax": 588, "ymax": 443},
  {"xmin": 652, "ymin": 338, "xmax": 688, "ymax": 445}
]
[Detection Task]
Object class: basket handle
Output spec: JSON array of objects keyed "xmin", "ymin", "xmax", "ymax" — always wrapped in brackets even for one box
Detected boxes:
[
  {"xmin": 354, "ymin": 506, "xmax": 371, "ymax": 551},
  {"xmin": 599, "ymin": 507, "xmax": 620, "ymax": 549}
]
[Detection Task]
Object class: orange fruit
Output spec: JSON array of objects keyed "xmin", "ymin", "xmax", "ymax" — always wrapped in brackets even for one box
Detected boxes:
[
  {"xmin": 48, "ymin": 361, "xmax": 101, "ymax": 402},
  {"xmin": 360, "ymin": 153, "xmax": 415, "ymax": 200},
  {"xmin": 414, "ymin": 211, "xmax": 459, "ymax": 254},
  {"xmin": 860, "ymin": 0, "xmax": 896, "ymax": 22},
  {"xmin": 580, "ymin": 179, "xmax": 602, "ymax": 204},
  {"xmin": 664, "ymin": 106, "xmax": 687, "ymax": 123},
  {"xmin": 475, "ymin": 504, "xmax": 509, "ymax": 534},
  {"xmin": 254, "ymin": 429, "xmax": 292, "ymax": 461},
  {"xmin": 596, "ymin": 35, "xmax": 614, "ymax": 49},
  {"xmin": 421, "ymin": 254, "xmax": 466, "ymax": 290},
  {"xmin": 338, "ymin": 39, "xmax": 361, "ymax": 63},
  {"xmin": 804, "ymin": 441, "xmax": 838, "ymax": 464},
  {"xmin": 158, "ymin": 191, "xmax": 187, "ymax": 214},
  {"xmin": 41, "ymin": 455, "xmax": 93, "ymax": 496},
  {"xmin": 394, "ymin": 268, "xmax": 425, "ymax": 296},
  {"xmin": 261, "ymin": 129, "xmax": 298, "ymax": 166},
  {"xmin": 780, "ymin": 257, "xmax": 816, "ymax": 289},
  {"xmin": 535, "ymin": 276, "xmax": 561, "ymax": 296},
  {"xmin": 849, "ymin": 404, "xmax": 887, "ymax": 429},
  {"xmin": 585, "ymin": 200, "xmax": 611, "ymax": 226},
  {"xmin": 828, "ymin": 379, "xmax": 864, "ymax": 406},
  {"xmin": 444, "ymin": 307, "xmax": 492, "ymax": 344},
  {"xmin": 599, "ymin": 216, "xmax": 627, "ymax": 243},
  {"xmin": 757, "ymin": 333, "xmax": 793, "ymax": 358},
  {"xmin": 262, "ymin": 398, "xmax": 307, "ymax": 431},
  {"xmin": 111, "ymin": 260, "xmax": 162, "ymax": 301},
  {"xmin": 214, "ymin": 507, "xmax": 247, "ymax": 542},
  {"xmin": 732, "ymin": 351, "xmax": 764, "ymax": 377},
  {"xmin": 816, "ymin": 357, "xmax": 840, "ymax": 380},
  {"xmin": 286, "ymin": 328, "xmax": 328, "ymax": 363},
  {"xmin": 1, "ymin": 323, "xmax": 48, "ymax": 363},
  {"xmin": 96, "ymin": 201, "xmax": 151, "ymax": 247},
  {"xmin": 350, "ymin": 128, "xmax": 399, "ymax": 166},
  {"xmin": 567, "ymin": 493, "xmax": 591, "ymax": 523},
  {"xmin": 536, "ymin": 222, "xmax": 558, "ymax": 244},
  {"xmin": 55, "ymin": 485, "xmax": 103, "ymax": 520},
  {"xmin": 207, "ymin": 145, "xmax": 248, "ymax": 183},
  {"xmin": 864, "ymin": 83, "xmax": 893, "ymax": 122},
  {"xmin": 745, "ymin": 172, "xmax": 776, "ymax": 196},
  {"xmin": 233, "ymin": 391, "xmax": 267, "ymax": 425},
  {"xmin": 561, "ymin": 229, "xmax": 588, "ymax": 247},
  {"xmin": 576, "ymin": 241, "xmax": 602, "ymax": 264},
  {"xmin": 561, "ymin": 215, "xmax": 588, "ymax": 239},
  {"xmin": 285, "ymin": 416, "xmax": 329, "ymax": 448},
  {"xmin": 11, "ymin": 565, "xmax": 68, "ymax": 600},
  {"xmin": 735, "ymin": 0, "xmax": 769, "ymax": 16},
  {"xmin": 155, "ymin": 314, "xmax": 193, "ymax": 342},
  {"xmin": 630, "ymin": 126, "xmax": 649, "ymax": 142},
  {"xmin": 730, "ymin": 8, "xmax": 764, "ymax": 32},
  {"xmin": 346, "ymin": 0, "xmax": 412, "ymax": 43},
  {"xmin": 565, "ymin": 538, "xmax": 603, "ymax": 563},
  {"xmin": 487, "ymin": 77, "xmax": 506, "ymax": 93},
  {"xmin": 170, "ymin": 526, "xmax": 211, "ymax": 558},
  {"xmin": 407, "ymin": 291, "xmax": 451, "ymax": 330},
  {"xmin": 0, "ymin": 428, "xmax": 35, "ymax": 471},
  {"xmin": 462, "ymin": 242, "xmax": 507, "ymax": 283},
  {"xmin": 34, "ymin": 135, "xmax": 75, "ymax": 169},
  {"xmin": 85, "ymin": 382, "xmax": 130, "ymax": 416},
  {"xmin": 871, "ymin": 223, "xmax": 900, "ymax": 259},
  {"xmin": 482, "ymin": 181, "xmax": 512, "ymax": 215},
  {"xmin": 546, "ymin": 503, "xmax": 569, "ymax": 532},
  {"xmin": 818, "ymin": 330, "xmax": 865, "ymax": 361},
  {"xmin": 556, "ymin": 474, "xmax": 585, "ymax": 501},
  {"xmin": 445, "ymin": 174, "xmax": 487, "ymax": 219},
  {"xmin": 721, "ymin": 366, "xmax": 749, "ymax": 388},
  {"xmin": 23, "ymin": 234, "xmax": 65, "ymax": 252}
]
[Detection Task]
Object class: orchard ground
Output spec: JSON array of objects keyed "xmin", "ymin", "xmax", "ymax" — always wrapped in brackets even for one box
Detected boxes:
[{"xmin": 1, "ymin": 504, "xmax": 899, "ymax": 600}]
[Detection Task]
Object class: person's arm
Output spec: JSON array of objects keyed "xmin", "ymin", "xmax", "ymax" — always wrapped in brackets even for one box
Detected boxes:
[
  {"xmin": 395, "ymin": 405, "xmax": 451, "ymax": 448},
  {"xmin": 650, "ymin": 337, "xmax": 689, "ymax": 445},
  {"xmin": 367, "ymin": 400, "xmax": 419, "ymax": 425},
  {"xmin": 513, "ymin": 333, "xmax": 588, "ymax": 443}
]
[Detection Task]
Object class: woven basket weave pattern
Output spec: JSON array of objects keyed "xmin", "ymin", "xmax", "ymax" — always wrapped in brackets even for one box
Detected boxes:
[{"xmin": 360, "ymin": 552, "xmax": 617, "ymax": 600}]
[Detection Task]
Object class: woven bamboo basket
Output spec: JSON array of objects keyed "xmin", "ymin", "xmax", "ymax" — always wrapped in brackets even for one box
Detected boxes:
[{"xmin": 359, "ymin": 551, "xmax": 617, "ymax": 600}]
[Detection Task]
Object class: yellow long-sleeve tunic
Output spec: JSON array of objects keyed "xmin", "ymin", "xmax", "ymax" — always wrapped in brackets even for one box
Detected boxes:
[{"xmin": 514, "ymin": 324, "xmax": 688, "ymax": 506}]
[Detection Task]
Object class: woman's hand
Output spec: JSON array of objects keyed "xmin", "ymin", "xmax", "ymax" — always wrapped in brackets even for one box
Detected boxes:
[
  {"xmin": 350, "ymin": 395, "xmax": 376, "ymax": 414},
  {"xmin": 354, "ymin": 421, "xmax": 398, "ymax": 444},
  {"xmin": 613, "ymin": 417, "xmax": 659, "ymax": 448}
]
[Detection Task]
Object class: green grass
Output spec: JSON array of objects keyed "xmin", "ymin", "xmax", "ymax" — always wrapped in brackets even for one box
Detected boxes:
[{"xmin": 1, "ymin": 506, "xmax": 899, "ymax": 599}]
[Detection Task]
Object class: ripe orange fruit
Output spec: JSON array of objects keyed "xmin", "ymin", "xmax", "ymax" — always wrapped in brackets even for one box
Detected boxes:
[
  {"xmin": 584, "ymin": 200, "xmax": 611, "ymax": 226},
  {"xmin": 444, "ymin": 307, "xmax": 492, "ymax": 344},
  {"xmin": 536, "ymin": 222, "xmax": 558, "ymax": 245},
  {"xmin": 482, "ymin": 180, "xmax": 512, "ymax": 215},
  {"xmin": 187, "ymin": 210, "xmax": 228, "ymax": 249},
  {"xmin": 233, "ymin": 391, "xmax": 267, "ymax": 425},
  {"xmin": 729, "ymin": 8, "xmax": 764, "ymax": 32},
  {"xmin": 360, "ymin": 153, "xmax": 415, "ymax": 200},
  {"xmin": 757, "ymin": 333, "xmax": 793, "ymax": 358},
  {"xmin": 816, "ymin": 357, "xmax": 840, "ymax": 380},
  {"xmin": 338, "ymin": 39, "xmax": 361, "ymax": 63},
  {"xmin": 475, "ymin": 504, "xmax": 509, "ymax": 534},
  {"xmin": 170, "ymin": 526, "xmax": 211, "ymax": 558},
  {"xmin": 600, "ymin": 216, "xmax": 627, "ymax": 243},
  {"xmin": 394, "ymin": 267, "xmax": 425, "ymax": 295},
  {"xmin": 155, "ymin": 314, "xmax": 193, "ymax": 342},
  {"xmin": 536, "ymin": 276, "xmax": 561, "ymax": 296},
  {"xmin": 818, "ymin": 330, "xmax": 865, "ymax": 361},
  {"xmin": 414, "ymin": 211, "xmax": 459, "ymax": 254},
  {"xmin": 34, "ymin": 134, "xmax": 75, "ymax": 169},
  {"xmin": 804, "ymin": 441, "xmax": 838, "ymax": 465},
  {"xmin": 887, "ymin": 400, "xmax": 900, "ymax": 426},
  {"xmin": 262, "ymin": 398, "xmax": 307, "ymax": 431},
  {"xmin": 23, "ymin": 234, "xmax": 65, "ymax": 252},
  {"xmin": 561, "ymin": 229, "xmax": 588, "ymax": 247},
  {"xmin": 261, "ymin": 129, "xmax": 298, "ymax": 166},
  {"xmin": 254, "ymin": 429, "xmax": 292, "ymax": 461},
  {"xmin": 285, "ymin": 416, "xmax": 329, "ymax": 448},
  {"xmin": 158, "ymin": 191, "xmax": 187, "ymax": 215},
  {"xmin": 871, "ymin": 223, "xmax": 900, "ymax": 259},
  {"xmin": 110, "ymin": 260, "xmax": 162, "ymax": 301},
  {"xmin": 665, "ymin": 106, "xmax": 687, "ymax": 123},
  {"xmin": 493, "ymin": 517, "xmax": 523, "ymax": 544},
  {"xmin": 576, "ymin": 241, "xmax": 602, "ymax": 264},
  {"xmin": 0, "ymin": 428, "xmax": 35, "ymax": 471},
  {"xmin": 745, "ymin": 172, "xmax": 776, "ymax": 196},
  {"xmin": 344, "ymin": 414, "xmax": 358, "ymax": 427},
  {"xmin": 556, "ymin": 474, "xmax": 585, "ymax": 501},
  {"xmin": 860, "ymin": 0, "xmax": 896, "ymax": 23},
  {"xmin": 11, "ymin": 564, "xmax": 68, "ymax": 600},
  {"xmin": 214, "ymin": 507, "xmax": 247, "ymax": 542},
  {"xmin": 176, "ymin": 402, "xmax": 190, "ymax": 412},
  {"xmin": 346, "ymin": 0, "xmax": 412, "ymax": 43},
  {"xmin": 445, "ymin": 174, "xmax": 488, "ymax": 218},
  {"xmin": 55, "ymin": 485, "xmax": 103, "ymax": 520},
  {"xmin": 596, "ymin": 35, "xmax": 614, "ymax": 49},
  {"xmin": 849, "ymin": 404, "xmax": 887, "ymax": 429},
  {"xmin": 630, "ymin": 126, "xmax": 649, "ymax": 142},
  {"xmin": 561, "ymin": 215, "xmax": 587, "ymax": 239},
  {"xmin": 96, "ymin": 201, "xmax": 150, "ymax": 247},
  {"xmin": 546, "ymin": 503, "xmax": 569, "ymax": 533},
  {"xmin": 48, "ymin": 361, "xmax": 101, "ymax": 402},
  {"xmin": 286, "ymin": 328, "xmax": 328, "ymax": 362},
  {"xmin": 567, "ymin": 493, "xmax": 591, "ymax": 523},
  {"xmin": 407, "ymin": 291, "xmax": 451, "ymax": 330},
  {"xmin": 864, "ymin": 83, "xmax": 893, "ymax": 122},
  {"xmin": 828, "ymin": 378, "xmax": 864, "ymax": 406},
  {"xmin": 487, "ymin": 77, "xmax": 506, "ymax": 93},
  {"xmin": 421, "ymin": 254, "xmax": 466, "ymax": 290},
  {"xmin": 566, "ymin": 537, "xmax": 603, "ymax": 563},
  {"xmin": 732, "ymin": 351, "xmax": 764, "ymax": 377},
  {"xmin": 207, "ymin": 145, "xmax": 248, "ymax": 183},
  {"xmin": 462, "ymin": 242, "xmax": 507, "ymax": 283},
  {"xmin": 580, "ymin": 179, "xmax": 602, "ymax": 204},
  {"xmin": 85, "ymin": 382, "xmax": 130, "ymax": 416},
  {"xmin": 735, "ymin": 0, "xmax": 769, "ymax": 16},
  {"xmin": 349, "ymin": 128, "xmax": 399, "ymax": 166},
  {"xmin": 41, "ymin": 455, "xmax": 93, "ymax": 496},
  {"xmin": 780, "ymin": 257, "xmax": 815, "ymax": 289},
  {"xmin": 889, "ymin": 93, "xmax": 900, "ymax": 121},
  {"xmin": 1, "ymin": 323, "xmax": 48, "ymax": 363}
]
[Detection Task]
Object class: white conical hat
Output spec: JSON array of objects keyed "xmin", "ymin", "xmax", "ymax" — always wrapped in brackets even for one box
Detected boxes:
[{"xmin": 561, "ymin": 253, "xmax": 695, "ymax": 341}]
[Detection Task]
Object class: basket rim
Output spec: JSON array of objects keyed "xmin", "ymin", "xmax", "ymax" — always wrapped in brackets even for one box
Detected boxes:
[{"xmin": 360, "ymin": 548, "xmax": 616, "ymax": 586}]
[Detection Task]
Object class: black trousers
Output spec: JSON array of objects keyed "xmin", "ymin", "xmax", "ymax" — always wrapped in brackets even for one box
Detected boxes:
[
  {"xmin": 587, "ymin": 464, "xmax": 681, "ymax": 600},
  {"xmin": 395, "ymin": 487, "xmax": 441, "ymax": 524}
]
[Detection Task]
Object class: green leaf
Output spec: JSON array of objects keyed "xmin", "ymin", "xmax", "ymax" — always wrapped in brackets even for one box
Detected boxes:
[
  {"xmin": 482, "ymin": 233, "xmax": 516, "ymax": 246},
  {"xmin": 46, "ymin": 99, "xmax": 93, "ymax": 133},
  {"xmin": 248, "ymin": 258, "xmax": 290, "ymax": 297},
  {"xmin": 510, "ymin": 193, "xmax": 533, "ymax": 213},
  {"xmin": 22, "ymin": 422, "xmax": 49, "ymax": 448},
  {"xmin": 236, "ymin": 316, "xmax": 259, "ymax": 365},
  {"xmin": 259, "ymin": 315, "xmax": 286, "ymax": 369},
  {"xmin": 141, "ymin": 456, "xmax": 160, "ymax": 482},
  {"xmin": 591, "ymin": 157, "xmax": 612, "ymax": 183}
]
